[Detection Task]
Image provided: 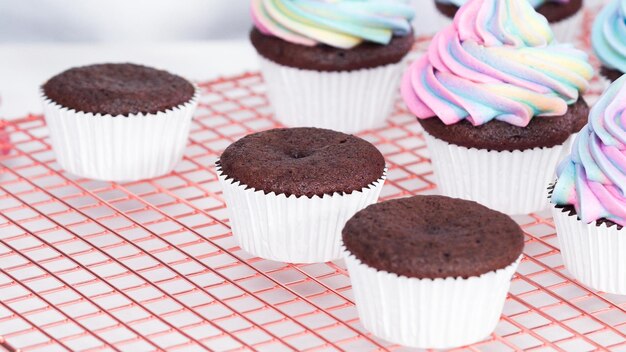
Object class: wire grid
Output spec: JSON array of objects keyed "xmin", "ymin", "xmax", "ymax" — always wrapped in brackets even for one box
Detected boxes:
[{"xmin": 0, "ymin": 20, "xmax": 624, "ymax": 352}]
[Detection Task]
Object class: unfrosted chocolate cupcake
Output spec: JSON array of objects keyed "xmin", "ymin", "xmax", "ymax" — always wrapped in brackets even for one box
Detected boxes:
[
  {"xmin": 217, "ymin": 127, "xmax": 386, "ymax": 263},
  {"xmin": 41, "ymin": 63, "xmax": 198, "ymax": 182},
  {"xmin": 343, "ymin": 195, "xmax": 523, "ymax": 349},
  {"xmin": 249, "ymin": 0, "xmax": 415, "ymax": 133}
]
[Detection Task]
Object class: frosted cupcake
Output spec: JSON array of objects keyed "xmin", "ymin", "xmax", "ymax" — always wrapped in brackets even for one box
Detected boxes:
[
  {"xmin": 343, "ymin": 195, "xmax": 523, "ymax": 349},
  {"xmin": 250, "ymin": 0, "xmax": 415, "ymax": 134},
  {"xmin": 551, "ymin": 75, "xmax": 626, "ymax": 295},
  {"xmin": 592, "ymin": 0, "xmax": 626, "ymax": 82},
  {"xmin": 434, "ymin": 0, "xmax": 584, "ymax": 43},
  {"xmin": 42, "ymin": 63, "xmax": 198, "ymax": 182},
  {"xmin": 401, "ymin": 0, "xmax": 593, "ymax": 215}
]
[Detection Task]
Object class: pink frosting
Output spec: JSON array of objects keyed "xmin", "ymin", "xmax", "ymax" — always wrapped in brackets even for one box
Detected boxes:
[
  {"xmin": 552, "ymin": 75, "xmax": 626, "ymax": 227},
  {"xmin": 401, "ymin": 0, "xmax": 592, "ymax": 127}
]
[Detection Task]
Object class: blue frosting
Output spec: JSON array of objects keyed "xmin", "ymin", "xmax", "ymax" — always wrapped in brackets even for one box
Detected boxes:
[{"xmin": 593, "ymin": 0, "xmax": 626, "ymax": 72}]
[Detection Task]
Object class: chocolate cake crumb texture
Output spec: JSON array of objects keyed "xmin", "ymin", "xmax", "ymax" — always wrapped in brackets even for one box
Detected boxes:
[
  {"xmin": 419, "ymin": 98, "xmax": 589, "ymax": 151},
  {"xmin": 219, "ymin": 128, "xmax": 386, "ymax": 198},
  {"xmin": 250, "ymin": 27, "xmax": 414, "ymax": 72},
  {"xmin": 43, "ymin": 63, "xmax": 195, "ymax": 116},
  {"xmin": 343, "ymin": 195, "xmax": 524, "ymax": 279}
]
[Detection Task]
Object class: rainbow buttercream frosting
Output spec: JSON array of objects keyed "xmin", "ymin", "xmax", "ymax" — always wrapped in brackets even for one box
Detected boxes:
[
  {"xmin": 250, "ymin": 0, "xmax": 415, "ymax": 49},
  {"xmin": 401, "ymin": 0, "xmax": 592, "ymax": 127},
  {"xmin": 436, "ymin": 0, "xmax": 570, "ymax": 9},
  {"xmin": 593, "ymin": 0, "xmax": 626, "ymax": 73},
  {"xmin": 552, "ymin": 76, "xmax": 626, "ymax": 227}
]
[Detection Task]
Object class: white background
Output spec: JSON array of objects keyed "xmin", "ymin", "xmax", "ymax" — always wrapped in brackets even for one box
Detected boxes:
[
  {"xmin": 0, "ymin": 0, "xmax": 436, "ymax": 119},
  {"xmin": 0, "ymin": 1, "xmax": 252, "ymax": 42}
]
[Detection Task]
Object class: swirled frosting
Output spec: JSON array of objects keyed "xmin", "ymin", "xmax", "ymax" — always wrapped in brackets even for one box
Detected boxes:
[
  {"xmin": 436, "ymin": 0, "xmax": 570, "ymax": 8},
  {"xmin": 592, "ymin": 0, "xmax": 626, "ymax": 73},
  {"xmin": 401, "ymin": 0, "xmax": 592, "ymax": 127},
  {"xmin": 552, "ymin": 75, "xmax": 626, "ymax": 227},
  {"xmin": 250, "ymin": 0, "xmax": 415, "ymax": 49}
]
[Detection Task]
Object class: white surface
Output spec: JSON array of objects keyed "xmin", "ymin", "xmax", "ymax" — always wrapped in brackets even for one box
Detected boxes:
[{"xmin": 0, "ymin": 41, "xmax": 258, "ymax": 120}]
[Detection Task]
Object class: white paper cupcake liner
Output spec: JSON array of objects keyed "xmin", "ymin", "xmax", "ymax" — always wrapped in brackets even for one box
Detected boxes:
[
  {"xmin": 424, "ymin": 132, "xmax": 575, "ymax": 215},
  {"xmin": 258, "ymin": 56, "xmax": 406, "ymax": 134},
  {"xmin": 551, "ymin": 203, "xmax": 626, "ymax": 295},
  {"xmin": 217, "ymin": 165, "xmax": 386, "ymax": 263},
  {"xmin": 345, "ymin": 250, "xmax": 521, "ymax": 349},
  {"xmin": 550, "ymin": 9, "xmax": 585, "ymax": 44},
  {"xmin": 42, "ymin": 89, "xmax": 198, "ymax": 182}
]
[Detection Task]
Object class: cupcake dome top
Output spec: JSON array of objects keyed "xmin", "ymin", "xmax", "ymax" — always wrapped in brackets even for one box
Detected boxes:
[
  {"xmin": 552, "ymin": 76, "xmax": 626, "ymax": 227},
  {"xmin": 250, "ymin": 0, "xmax": 415, "ymax": 49},
  {"xmin": 401, "ymin": 0, "xmax": 592, "ymax": 128},
  {"xmin": 218, "ymin": 128, "xmax": 385, "ymax": 198},
  {"xmin": 42, "ymin": 63, "xmax": 195, "ymax": 116},
  {"xmin": 593, "ymin": 0, "xmax": 626, "ymax": 73},
  {"xmin": 342, "ymin": 195, "xmax": 524, "ymax": 279}
]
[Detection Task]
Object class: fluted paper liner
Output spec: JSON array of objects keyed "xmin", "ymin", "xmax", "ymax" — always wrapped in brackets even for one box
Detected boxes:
[
  {"xmin": 258, "ymin": 56, "xmax": 406, "ymax": 134},
  {"xmin": 217, "ymin": 165, "xmax": 386, "ymax": 263},
  {"xmin": 345, "ymin": 250, "xmax": 521, "ymax": 349},
  {"xmin": 550, "ymin": 202, "xmax": 626, "ymax": 295},
  {"xmin": 424, "ymin": 132, "xmax": 575, "ymax": 215},
  {"xmin": 42, "ymin": 89, "xmax": 199, "ymax": 182}
]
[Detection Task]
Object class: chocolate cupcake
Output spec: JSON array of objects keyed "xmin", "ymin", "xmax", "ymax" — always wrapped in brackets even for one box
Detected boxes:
[
  {"xmin": 250, "ymin": 0, "xmax": 415, "ymax": 133},
  {"xmin": 550, "ymin": 76, "xmax": 626, "ymax": 295},
  {"xmin": 343, "ymin": 195, "xmax": 524, "ymax": 349},
  {"xmin": 41, "ymin": 63, "xmax": 198, "ymax": 182},
  {"xmin": 217, "ymin": 127, "xmax": 386, "ymax": 263},
  {"xmin": 593, "ymin": 0, "xmax": 626, "ymax": 83},
  {"xmin": 434, "ymin": 0, "xmax": 584, "ymax": 42},
  {"xmin": 401, "ymin": 0, "xmax": 592, "ymax": 215}
]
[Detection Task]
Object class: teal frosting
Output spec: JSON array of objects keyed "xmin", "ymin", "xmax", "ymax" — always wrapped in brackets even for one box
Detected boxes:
[
  {"xmin": 593, "ymin": 0, "xmax": 626, "ymax": 72},
  {"xmin": 252, "ymin": 0, "xmax": 415, "ymax": 49}
]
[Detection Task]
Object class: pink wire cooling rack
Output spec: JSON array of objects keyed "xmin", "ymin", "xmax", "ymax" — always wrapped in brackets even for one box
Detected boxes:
[{"xmin": 0, "ymin": 25, "xmax": 622, "ymax": 352}]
